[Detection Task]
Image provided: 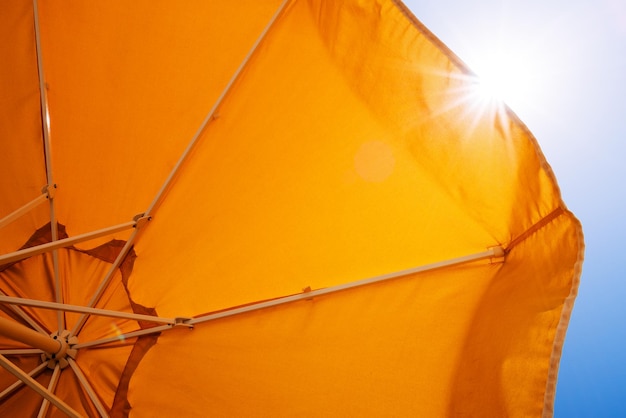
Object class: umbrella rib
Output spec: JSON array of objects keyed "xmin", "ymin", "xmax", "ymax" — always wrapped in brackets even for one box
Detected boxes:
[
  {"xmin": 75, "ymin": 248, "xmax": 503, "ymax": 349},
  {"xmin": 33, "ymin": 0, "xmax": 64, "ymax": 332},
  {"xmin": 32, "ymin": 0, "xmax": 52, "ymax": 184},
  {"xmin": 0, "ymin": 354, "xmax": 82, "ymax": 418},
  {"xmin": 70, "ymin": 0, "xmax": 290, "ymax": 338},
  {"xmin": 0, "ymin": 348, "xmax": 44, "ymax": 355},
  {"xmin": 37, "ymin": 364, "xmax": 61, "ymax": 418},
  {"xmin": 0, "ymin": 295, "xmax": 179, "ymax": 325},
  {"xmin": 67, "ymin": 358, "xmax": 109, "ymax": 418},
  {"xmin": 189, "ymin": 246, "xmax": 505, "ymax": 326},
  {"xmin": 0, "ymin": 361, "xmax": 48, "ymax": 401}
]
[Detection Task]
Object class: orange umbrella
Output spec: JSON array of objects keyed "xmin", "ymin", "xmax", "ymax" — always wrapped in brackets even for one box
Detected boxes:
[{"xmin": 0, "ymin": 0, "xmax": 583, "ymax": 416}]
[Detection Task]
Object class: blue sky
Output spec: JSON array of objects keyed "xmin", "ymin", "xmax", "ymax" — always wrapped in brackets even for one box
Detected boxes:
[{"xmin": 404, "ymin": 0, "xmax": 626, "ymax": 416}]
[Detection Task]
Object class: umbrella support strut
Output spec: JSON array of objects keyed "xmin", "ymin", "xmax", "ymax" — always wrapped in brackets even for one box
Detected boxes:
[
  {"xmin": 0, "ymin": 289, "xmax": 49, "ymax": 335},
  {"xmin": 73, "ymin": 246, "xmax": 506, "ymax": 350},
  {"xmin": 0, "ymin": 295, "xmax": 189, "ymax": 326},
  {"xmin": 0, "ymin": 348, "xmax": 43, "ymax": 355},
  {"xmin": 0, "ymin": 354, "xmax": 81, "ymax": 418},
  {"xmin": 0, "ymin": 187, "xmax": 51, "ymax": 231},
  {"xmin": 0, "ymin": 219, "xmax": 139, "ymax": 266},
  {"xmin": 73, "ymin": 325, "xmax": 171, "ymax": 350},
  {"xmin": 0, "ymin": 362, "xmax": 47, "ymax": 401}
]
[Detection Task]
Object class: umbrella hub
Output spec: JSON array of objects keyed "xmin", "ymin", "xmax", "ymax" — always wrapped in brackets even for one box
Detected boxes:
[{"xmin": 41, "ymin": 330, "xmax": 78, "ymax": 369}]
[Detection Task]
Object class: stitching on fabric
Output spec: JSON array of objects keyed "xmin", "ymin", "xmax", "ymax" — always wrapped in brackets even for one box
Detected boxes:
[{"xmin": 541, "ymin": 212, "xmax": 584, "ymax": 418}]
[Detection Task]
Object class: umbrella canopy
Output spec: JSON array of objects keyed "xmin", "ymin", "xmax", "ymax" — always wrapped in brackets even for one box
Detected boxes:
[{"xmin": 0, "ymin": 0, "xmax": 583, "ymax": 417}]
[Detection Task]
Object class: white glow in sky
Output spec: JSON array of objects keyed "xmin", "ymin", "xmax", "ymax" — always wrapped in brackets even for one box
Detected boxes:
[{"xmin": 469, "ymin": 46, "xmax": 542, "ymax": 111}]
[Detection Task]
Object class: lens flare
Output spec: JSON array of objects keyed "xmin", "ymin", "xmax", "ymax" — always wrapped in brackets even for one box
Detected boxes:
[{"xmin": 110, "ymin": 323, "xmax": 125, "ymax": 342}]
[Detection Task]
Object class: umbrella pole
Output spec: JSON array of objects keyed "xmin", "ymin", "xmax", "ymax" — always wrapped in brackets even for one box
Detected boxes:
[{"xmin": 0, "ymin": 317, "xmax": 61, "ymax": 355}]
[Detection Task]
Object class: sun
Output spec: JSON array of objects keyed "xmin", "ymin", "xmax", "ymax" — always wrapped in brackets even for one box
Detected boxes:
[
  {"xmin": 465, "ymin": 44, "xmax": 544, "ymax": 116},
  {"xmin": 432, "ymin": 41, "xmax": 548, "ymax": 143},
  {"xmin": 473, "ymin": 54, "xmax": 530, "ymax": 106}
]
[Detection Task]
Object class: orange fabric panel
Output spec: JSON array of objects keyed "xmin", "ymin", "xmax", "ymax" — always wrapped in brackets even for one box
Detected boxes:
[
  {"xmin": 130, "ymin": 0, "xmax": 499, "ymax": 317},
  {"xmin": 35, "ymin": 0, "xmax": 284, "ymax": 246}
]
